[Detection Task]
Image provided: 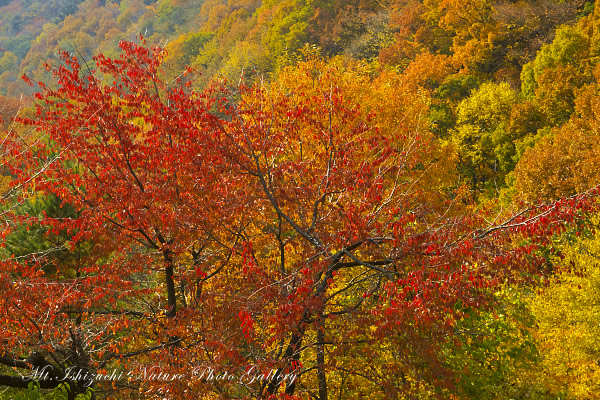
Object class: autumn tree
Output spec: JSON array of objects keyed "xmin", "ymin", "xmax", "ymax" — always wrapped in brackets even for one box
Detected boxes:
[{"xmin": 1, "ymin": 40, "xmax": 599, "ymax": 400}]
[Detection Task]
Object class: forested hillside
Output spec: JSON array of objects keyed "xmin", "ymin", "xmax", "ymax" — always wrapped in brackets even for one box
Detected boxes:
[{"xmin": 1, "ymin": 0, "xmax": 600, "ymax": 399}]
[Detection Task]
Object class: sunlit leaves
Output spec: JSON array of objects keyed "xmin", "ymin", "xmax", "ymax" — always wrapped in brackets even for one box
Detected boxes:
[{"xmin": 526, "ymin": 221, "xmax": 600, "ymax": 398}]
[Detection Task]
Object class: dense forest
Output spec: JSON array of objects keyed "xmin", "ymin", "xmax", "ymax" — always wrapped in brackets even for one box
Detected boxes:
[{"xmin": 1, "ymin": 0, "xmax": 600, "ymax": 399}]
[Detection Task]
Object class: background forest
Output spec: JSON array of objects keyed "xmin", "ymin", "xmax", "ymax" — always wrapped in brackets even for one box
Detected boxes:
[{"xmin": 1, "ymin": 0, "xmax": 600, "ymax": 399}]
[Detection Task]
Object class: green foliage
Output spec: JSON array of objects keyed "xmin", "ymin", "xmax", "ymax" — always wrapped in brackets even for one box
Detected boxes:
[
  {"xmin": 521, "ymin": 25, "xmax": 589, "ymax": 98},
  {"xmin": 2, "ymin": 194, "xmax": 89, "ymax": 277},
  {"xmin": 429, "ymin": 102, "xmax": 455, "ymax": 138},
  {"xmin": 0, "ymin": 51, "xmax": 18, "ymax": 74},
  {"xmin": 434, "ymin": 74, "xmax": 480, "ymax": 103},
  {"xmin": 579, "ymin": 1, "xmax": 595, "ymax": 19},
  {"xmin": 425, "ymin": 73, "xmax": 480, "ymax": 139},
  {"xmin": 153, "ymin": 0, "xmax": 186, "ymax": 35},
  {"xmin": 164, "ymin": 31, "xmax": 214, "ymax": 75},
  {"xmin": 453, "ymin": 81, "xmax": 518, "ymax": 191},
  {"xmin": 6, "ymin": 382, "xmax": 94, "ymax": 400},
  {"xmin": 1, "ymin": 35, "xmax": 34, "ymax": 59},
  {"xmin": 441, "ymin": 287, "xmax": 540, "ymax": 399},
  {"xmin": 429, "ymin": 74, "xmax": 479, "ymax": 138},
  {"xmin": 258, "ymin": 0, "xmax": 312, "ymax": 65}
]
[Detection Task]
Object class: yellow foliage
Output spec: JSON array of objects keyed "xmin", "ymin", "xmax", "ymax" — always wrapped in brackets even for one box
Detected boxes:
[
  {"xmin": 528, "ymin": 225, "xmax": 600, "ymax": 398},
  {"xmin": 0, "ymin": 175, "xmax": 11, "ymax": 198}
]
